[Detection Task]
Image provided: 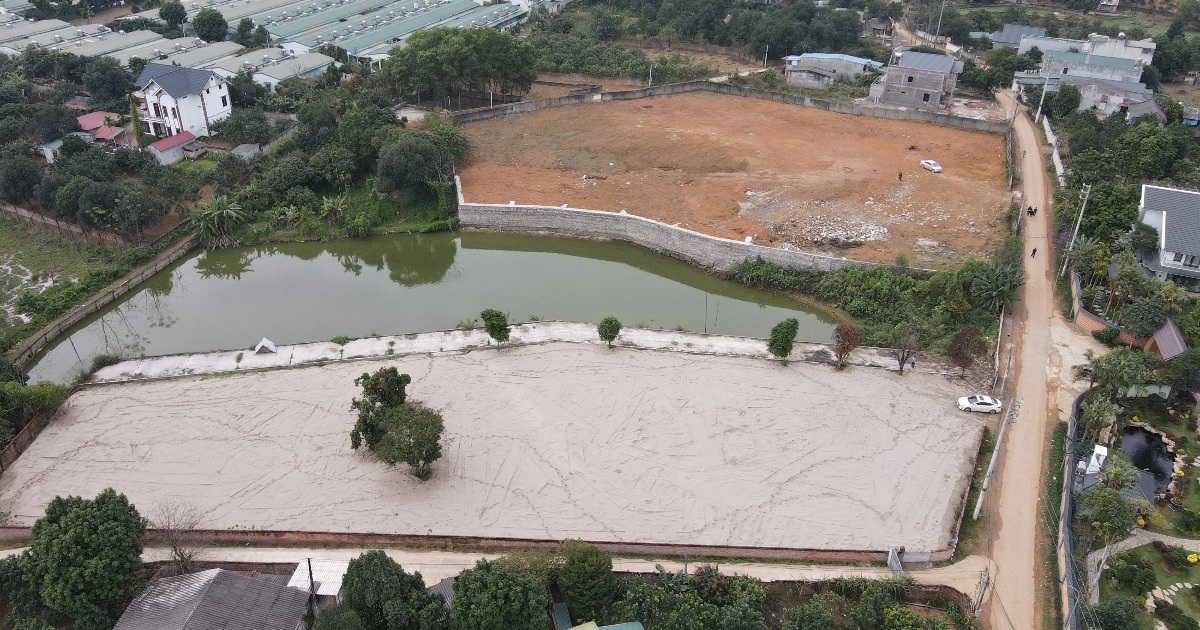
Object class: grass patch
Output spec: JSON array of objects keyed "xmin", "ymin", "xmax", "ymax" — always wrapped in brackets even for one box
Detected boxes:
[
  {"xmin": 955, "ymin": 426, "xmax": 995, "ymax": 561},
  {"xmin": 1041, "ymin": 421, "xmax": 1068, "ymax": 630},
  {"xmin": 170, "ymin": 155, "xmax": 219, "ymax": 179}
]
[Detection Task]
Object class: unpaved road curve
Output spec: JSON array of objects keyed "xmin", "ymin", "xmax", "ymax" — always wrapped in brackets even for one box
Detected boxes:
[{"xmin": 982, "ymin": 91, "xmax": 1055, "ymax": 630}]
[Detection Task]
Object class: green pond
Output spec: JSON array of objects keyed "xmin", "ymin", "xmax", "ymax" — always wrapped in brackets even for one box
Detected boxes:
[{"xmin": 27, "ymin": 232, "xmax": 839, "ymax": 383}]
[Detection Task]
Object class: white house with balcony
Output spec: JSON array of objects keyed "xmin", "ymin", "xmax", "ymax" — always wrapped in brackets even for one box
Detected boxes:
[
  {"xmin": 1138, "ymin": 185, "xmax": 1200, "ymax": 288},
  {"xmin": 133, "ymin": 63, "xmax": 231, "ymax": 139}
]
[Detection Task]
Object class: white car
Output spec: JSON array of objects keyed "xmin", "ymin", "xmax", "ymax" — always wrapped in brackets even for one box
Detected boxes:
[
  {"xmin": 920, "ymin": 159, "xmax": 943, "ymax": 173},
  {"xmin": 958, "ymin": 395, "xmax": 1002, "ymax": 414}
]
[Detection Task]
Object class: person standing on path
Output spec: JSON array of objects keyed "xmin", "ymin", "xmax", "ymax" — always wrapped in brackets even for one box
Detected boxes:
[
  {"xmin": 897, "ymin": 171, "xmax": 903, "ymax": 181},
  {"xmin": 1031, "ymin": 247, "xmax": 1037, "ymax": 257}
]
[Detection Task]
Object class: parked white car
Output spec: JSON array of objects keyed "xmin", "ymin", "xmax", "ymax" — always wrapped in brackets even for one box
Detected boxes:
[
  {"xmin": 920, "ymin": 159, "xmax": 943, "ymax": 173},
  {"xmin": 958, "ymin": 395, "xmax": 1002, "ymax": 414}
]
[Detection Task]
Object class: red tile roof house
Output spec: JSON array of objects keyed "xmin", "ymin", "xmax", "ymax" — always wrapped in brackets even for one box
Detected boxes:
[
  {"xmin": 147, "ymin": 131, "xmax": 203, "ymax": 166},
  {"xmin": 76, "ymin": 111, "xmax": 126, "ymax": 145}
]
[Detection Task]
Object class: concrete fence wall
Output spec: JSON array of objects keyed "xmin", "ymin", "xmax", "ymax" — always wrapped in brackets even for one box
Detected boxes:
[
  {"xmin": 456, "ymin": 186, "xmax": 878, "ymax": 275},
  {"xmin": 9, "ymin": 235, "xmax": 199, "ymax": 367},
  {"xmin": 1, "ymin": 202, "xmax": 126, "ymax": 246},
  {"xmin": 453, "ymin": 80, "xmax": 1012, "ymax": 135}
]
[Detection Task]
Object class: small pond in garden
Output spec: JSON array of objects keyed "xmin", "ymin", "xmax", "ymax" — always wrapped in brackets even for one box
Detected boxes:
[{"xmin": 1122, "ymin": 426, "xmax": 1177, "ymax": 495}]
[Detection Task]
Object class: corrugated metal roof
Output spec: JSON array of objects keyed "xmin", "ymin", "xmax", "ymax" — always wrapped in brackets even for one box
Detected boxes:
[
  {"xmin": 1045, "ymin": 50, "xmax": 1138, "ymax": 69},
  {"xmin": 1143, "ymin": 185, "xmax": 1200, "ymax": 255},
  {"xmin": 137, "ymin": 63, "xmax": 221, "ymax": 98},
  {"xmin": 257, "ymin": 52, "xmax": 334, "ymax": 80},
  {"xmin": 791, "ymin": 52, "xmax": 883, "ymax": 68},
  {"xmin": 286, "ymin": 559, "xmax": 348, "ymax": 597},
  {"xmin": 426, "ymin": 576, "xmax": 454, "ymax": 607},
  {"xmin": 990, "ymin": 23, "xmax": 1046, "ymax": 45},
  {"xmin": 1154, "ymin": 317, "xmax": 1187, "ymax": 361},
  {"xmin": 115, "ymin": 568, "xmax": 308, "ymax": 630},
  {"xmin": 895, "ymin": 51, "xmax": 956, "ymax": 73}
]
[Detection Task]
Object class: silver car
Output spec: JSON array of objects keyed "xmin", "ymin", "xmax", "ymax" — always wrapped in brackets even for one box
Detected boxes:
[{"xmin": 920, "ymin": 159, "xmax": 943, "ymax": 173}]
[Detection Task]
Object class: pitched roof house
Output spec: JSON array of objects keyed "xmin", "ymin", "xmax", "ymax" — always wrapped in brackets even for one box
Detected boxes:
[
  {"xmin": 1137, "ymin": 184, "xmax": 1200, "ymax": 287},
  {"xmin": 134, "ymin": 63, "xmax": 232, "ymax": 139},
  {"xmin": 114, "ymin": 568, "xmax": 308, "ymax": 630}
]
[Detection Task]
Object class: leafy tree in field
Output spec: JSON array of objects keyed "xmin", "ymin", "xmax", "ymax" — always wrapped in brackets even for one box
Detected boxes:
[
  {"xmin": 1050, "ymin": 84, "xmax": 1082, "ymax": 118},
  {"xmin": 768, "ymin": 318, "xmax": 799, "ymax": 361},
  {"xmin": 557, "ymin": 540, "xmax": 617, "ymax": 622},
  {"xmin": 23, "ymin": 488, "xmax": 144, "ymax": 630},
  {"xmin": 597, "ymin": 316, "xmax": 621, "ymax": 348},
  {"xmin": 783, "ymin": 601, "xmax": 837, "ymax": 630},
  {"xmin": 1165, "ymin": 348, "xmax": 1200, "ymax": 391},
  {"xmin": 881, "ymin": 606, "xmax": 934, "ymax": 630},
  {"xmin": 310, "ymin": 145, "xmax": 357, "ymax": 189},
  {"xmin": 889, "ymin": 324, "xmax": 921, "ymax": 375},
  {"xmin": 342, "ymin": 550, "xmax": 445, "ymax": 630},
  {"xmin": 1082, "ymin": 487, "xmax": 1134, "ymax": 544},
  {"xmin": 850, "ymin": 582, "xmax": 893, "ymax": 630},
  {"xmin": 481, "ymin": 309, "xmax": 510, "ymax": 345},
  {"xmin": 1086, "ymin": 348, "xmax": 1161, "ymax": 401},
  {"xmin": 211, "ymin": 109, "xmax": 271, "ymax": 145},
  {"xmin": 82, "ymin": 57, "xmax": 131, "ymax": 105},
  {"xmin": 376, "ymin": 133, "xmax": 448, "ymax": 194},
  {"xmin": 186, "ymin": 194, "xmax": 247, "ymax": 248},
  {"xmin": 1120, "ymin": 295, "xmax": 1168, "ymax": 337},
  {"xmin": 947, "ymin": 327, "xmax": 986, "ymax": 376},
  {"xmin": 1098, "ymin": 453, "xmax": 1139, "ymax": 491},
  {"xmin": 383, "ymin": 27, "xmax": 537, "ymax": 103},
  {"xmin": 1115, "ymin": 122, "xmax": 1178, "ymax": 182},
  {"xmin": 350, "ymin": 367, "xmax": 411, "ymax": 450},
  {"xmin": 192, "ymin": 8, "xmax": 229, "ymax": 42},
  {"xmin": 313, "ymin": 605, "xmax": 365, "ymax": 630},
  {"xmin": 452, "ymin": 559, "xmax": 548, "ymax": 630},
  {"xmin": 833, "ymin": 323, "xmax": 858, "ymax": 364},
  {"xmin": 1083, "ymin": 596, "xmax": 1141, "ymax": 630},
  {"xmin": 591, "ymin": 7, "xmax": 623, "ymax": 39},
  {"xmin": 159, "ymin": 1, "xmax": 186, "ymax": 27},
  {"xmin": 373, "ymin": 402, "xmax": 445, "ymax": 481},
  {"xmin": 1079, "ymin": 397, "xmax": 1119, "ymax": 441},
  {"xmin": 0, "ymin": 157, "xmax": 42, "ymax": 203},
  {"xmin": 1106, "ymin": 553, "xmax": 1156, "ymax": 592}
]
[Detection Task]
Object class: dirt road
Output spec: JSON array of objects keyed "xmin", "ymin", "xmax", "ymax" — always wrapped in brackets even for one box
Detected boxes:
[{"xmin": 982, "ymin": 91, "xmax": 1056, "ymax": 630}]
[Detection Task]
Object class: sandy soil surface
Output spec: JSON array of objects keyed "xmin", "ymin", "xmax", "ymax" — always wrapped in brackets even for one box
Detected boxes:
[
  {"xmin": 458, "ymin": 91, "xmax": 1010, "ymax": 269},
  {"xmin": 0, "ymin": 344, "xmax": 984, "ymax": 552}
]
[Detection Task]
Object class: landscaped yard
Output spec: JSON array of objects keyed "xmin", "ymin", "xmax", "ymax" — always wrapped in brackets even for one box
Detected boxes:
[{"xmin": 1099, "ymin": 543, "xmax": 1200, "ymax": 628}]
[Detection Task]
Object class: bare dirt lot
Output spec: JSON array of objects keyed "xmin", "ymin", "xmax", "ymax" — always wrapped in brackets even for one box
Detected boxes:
[
  {"xmin": 459, "ymin": 91, "xmax": 1011, "ymax": 268},
  {"xmin": 0, "ymin": 344, "xmax": 984, "ymax": 552}
]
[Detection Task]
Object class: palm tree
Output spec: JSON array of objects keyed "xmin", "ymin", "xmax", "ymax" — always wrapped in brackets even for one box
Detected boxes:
[
  {"xmin": 320, "ymin": 195, "xmax": 348, "ymax": 226},
  {"xmin": 970, "ymin": 262, "xmax": 1025, "ymax": 314},
  {"xmin": 187, "ymin": 194, "xmax": 247, "ymax": 248}
]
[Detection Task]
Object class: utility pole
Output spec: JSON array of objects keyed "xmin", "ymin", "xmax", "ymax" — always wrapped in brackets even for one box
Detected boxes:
[
  {"xmin": 648, "ymin": 62, "xmax": 653, "ymax": 88},
  {"xmin": 935, "ymin": 0, "xmax": 946, "ymax": 42},
  {"xmin": 1034, "ymin": 63, "xmax": 1052, "ymax": 123},
  {"xmin": 1059, "ymin": 183, "xmax": 1093, "ymax": 278},
  {"xmin": 763, "ymin": 44, "xmax": 768, "ymax": 68}
]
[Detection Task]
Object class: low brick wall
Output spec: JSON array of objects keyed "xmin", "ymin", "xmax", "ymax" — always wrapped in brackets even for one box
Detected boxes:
[
  {"xmin": 1070, "ymin": 273, "xmax": 1150, "ymax": 347},
  {"xmin": 453, "ymin": 79, "xmax": 1012, "ymax": 135},
  {"xmin": 455, "ymin": 187, "xmax": 878, "ymax": 275}
]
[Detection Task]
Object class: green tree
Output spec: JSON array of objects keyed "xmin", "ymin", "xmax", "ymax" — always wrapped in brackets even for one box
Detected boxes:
[
  {"xmin": 24, "ymin": 489, "xmax": 144, "ymax": 630},
  {"xmin": 591, "ymin": 7, "xmax": 623, "ymax": 39},
  {"xmin": 1050, "ymin": 84, "xmax": 1082, "ymax": 118},
  {"xmin": 970, "ymin": 262, "xmax": 1024, "ymax": 313},
  {"xmin": 1099, "ymin": 453, "xmax": 1139, "ymax": 491},
  {"xmin": 1165, "ymin": 348, "xmax": 1200, "ymax": 391},
  {"xmin": 341, "ymin": 550, "xmax": 445, "ymax": 630},
  {"xmin": 192, "ymin": 8, "xmax": 229, "ymax": 42},
  {"xmin": 1084, "ymin": 596, "xmax": 1141, "ymax": 630},
  {"xmin": 481, "ymin": 309, "xmax": 510, "ymax": 344},
  {"xmin": 1115, "ymin": 122, "xmax": 1178, "ymax": 182},
  {"xmin": 234, "ymin": 17, "xmax": 255, "ymax": 45},
  {"xmin": 783, "ymin": 601, "xmax": 837, "ymax": 630},
  {"xmin": 211, "ymin": 109, "xmax": 271, "ymax": 145},
  {"xmin": 158, "ymin": 0, "xmax": 186, "ymax": 27},
  {"xmin": 1082, "ymin": 487, "xmax": 1134, "ymax": 544},
  {"xmin": 186, "ymin": 193, "xmax": 247, "ymax": 248},
  {"xmin": 82, "ymin": 57, "xmax": 131, "ymax": 105},
  {"xmin": 314, "ymin": 605, "xmax": 365, "ymax": 630},
  {"xmin": 1087, "ymin": 348, "xmax": 1160, "ymax": 401},
  {"xmin": 850, "ymin": 582, "xmax": 894, "ymax": 630},
  {"xmin": 310, "ymin": 145, "xmax": 356, "ymax": 189},
  {"xmin": 373, "ymin": 402, "xmax": 445, "ymax": 481},
  {"xmin": 597, "ymin": 316, "xmax": 622, "ymax": 348},
  {"xmin": 882, "ymin": 606, "xmax": 937, "ymax": 629},
  {"xmin": 890, "ymin": 324, "xmax": 921, "ymax": 375},
  {"xmin": 376, "ymin": 132, "xmax": 448, "ymax": 195},
  {"xmin": 0, "ymin": 157, "xmax": 42, "ymax": 203},
  {"xmin": 947, "ymin": 327, "xmax": 986, "ymax": 376},
  {"xmin": 768, "ymin": 318, "xmax": 799, "ymax": 361},
  {"xmin": 557, "ymin": 540, "xmax": 617, "ymax": 623},
  {"xmin": 1079, "ymin": 397, "xmax": 1119, "ymax": 440},
  {"xmin": 349, "ymin": 367, "xmax": 411, "ymax": 450},
  {"xmin": 452, "ymin": 559, "xmax": 548, "ymax": 630}
]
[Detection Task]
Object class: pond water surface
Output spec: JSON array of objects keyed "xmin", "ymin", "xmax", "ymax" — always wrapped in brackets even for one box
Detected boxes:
[{"xmin": 27, "ymin": 232, "xmax": 839, "ymax": 383}]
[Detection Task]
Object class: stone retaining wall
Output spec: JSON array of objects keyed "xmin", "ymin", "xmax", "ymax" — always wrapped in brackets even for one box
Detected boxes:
[{"xmin": 455, "ymin": 186, "xmax": 877, "ymax": 274}]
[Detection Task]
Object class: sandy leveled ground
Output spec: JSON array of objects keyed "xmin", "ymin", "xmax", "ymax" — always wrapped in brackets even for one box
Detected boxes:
[
  {"xmin": 459, "ymin": 91, "xmax": 1010, "ymax": 268},
  {"xmin": 0, "ymin": 344, "xmax": 984, "ymax": 552}
]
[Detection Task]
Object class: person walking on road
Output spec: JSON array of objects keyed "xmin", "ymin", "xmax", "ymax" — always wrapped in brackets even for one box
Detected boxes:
[
  {"xmin": 1031, "ymin": 248, "xmax": 1037, "ymax": 258},
  {"xmin": 897, "ymin": 171, "xmax": 903, "ymax": 181}
]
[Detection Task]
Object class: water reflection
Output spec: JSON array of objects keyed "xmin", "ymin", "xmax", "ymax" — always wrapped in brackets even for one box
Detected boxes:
[{"xmin": 27, "ymin": 232, "xmax": 836, "ymax": 383}]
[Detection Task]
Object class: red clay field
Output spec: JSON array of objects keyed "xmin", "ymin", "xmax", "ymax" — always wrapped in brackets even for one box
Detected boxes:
[
  {"xmin": 0, "ymin": 344, "xmax": 984, "ymax": 553},
  {"xmin": 458, "ymin": 91, "xmax": 1011, "ymax": 268}
]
